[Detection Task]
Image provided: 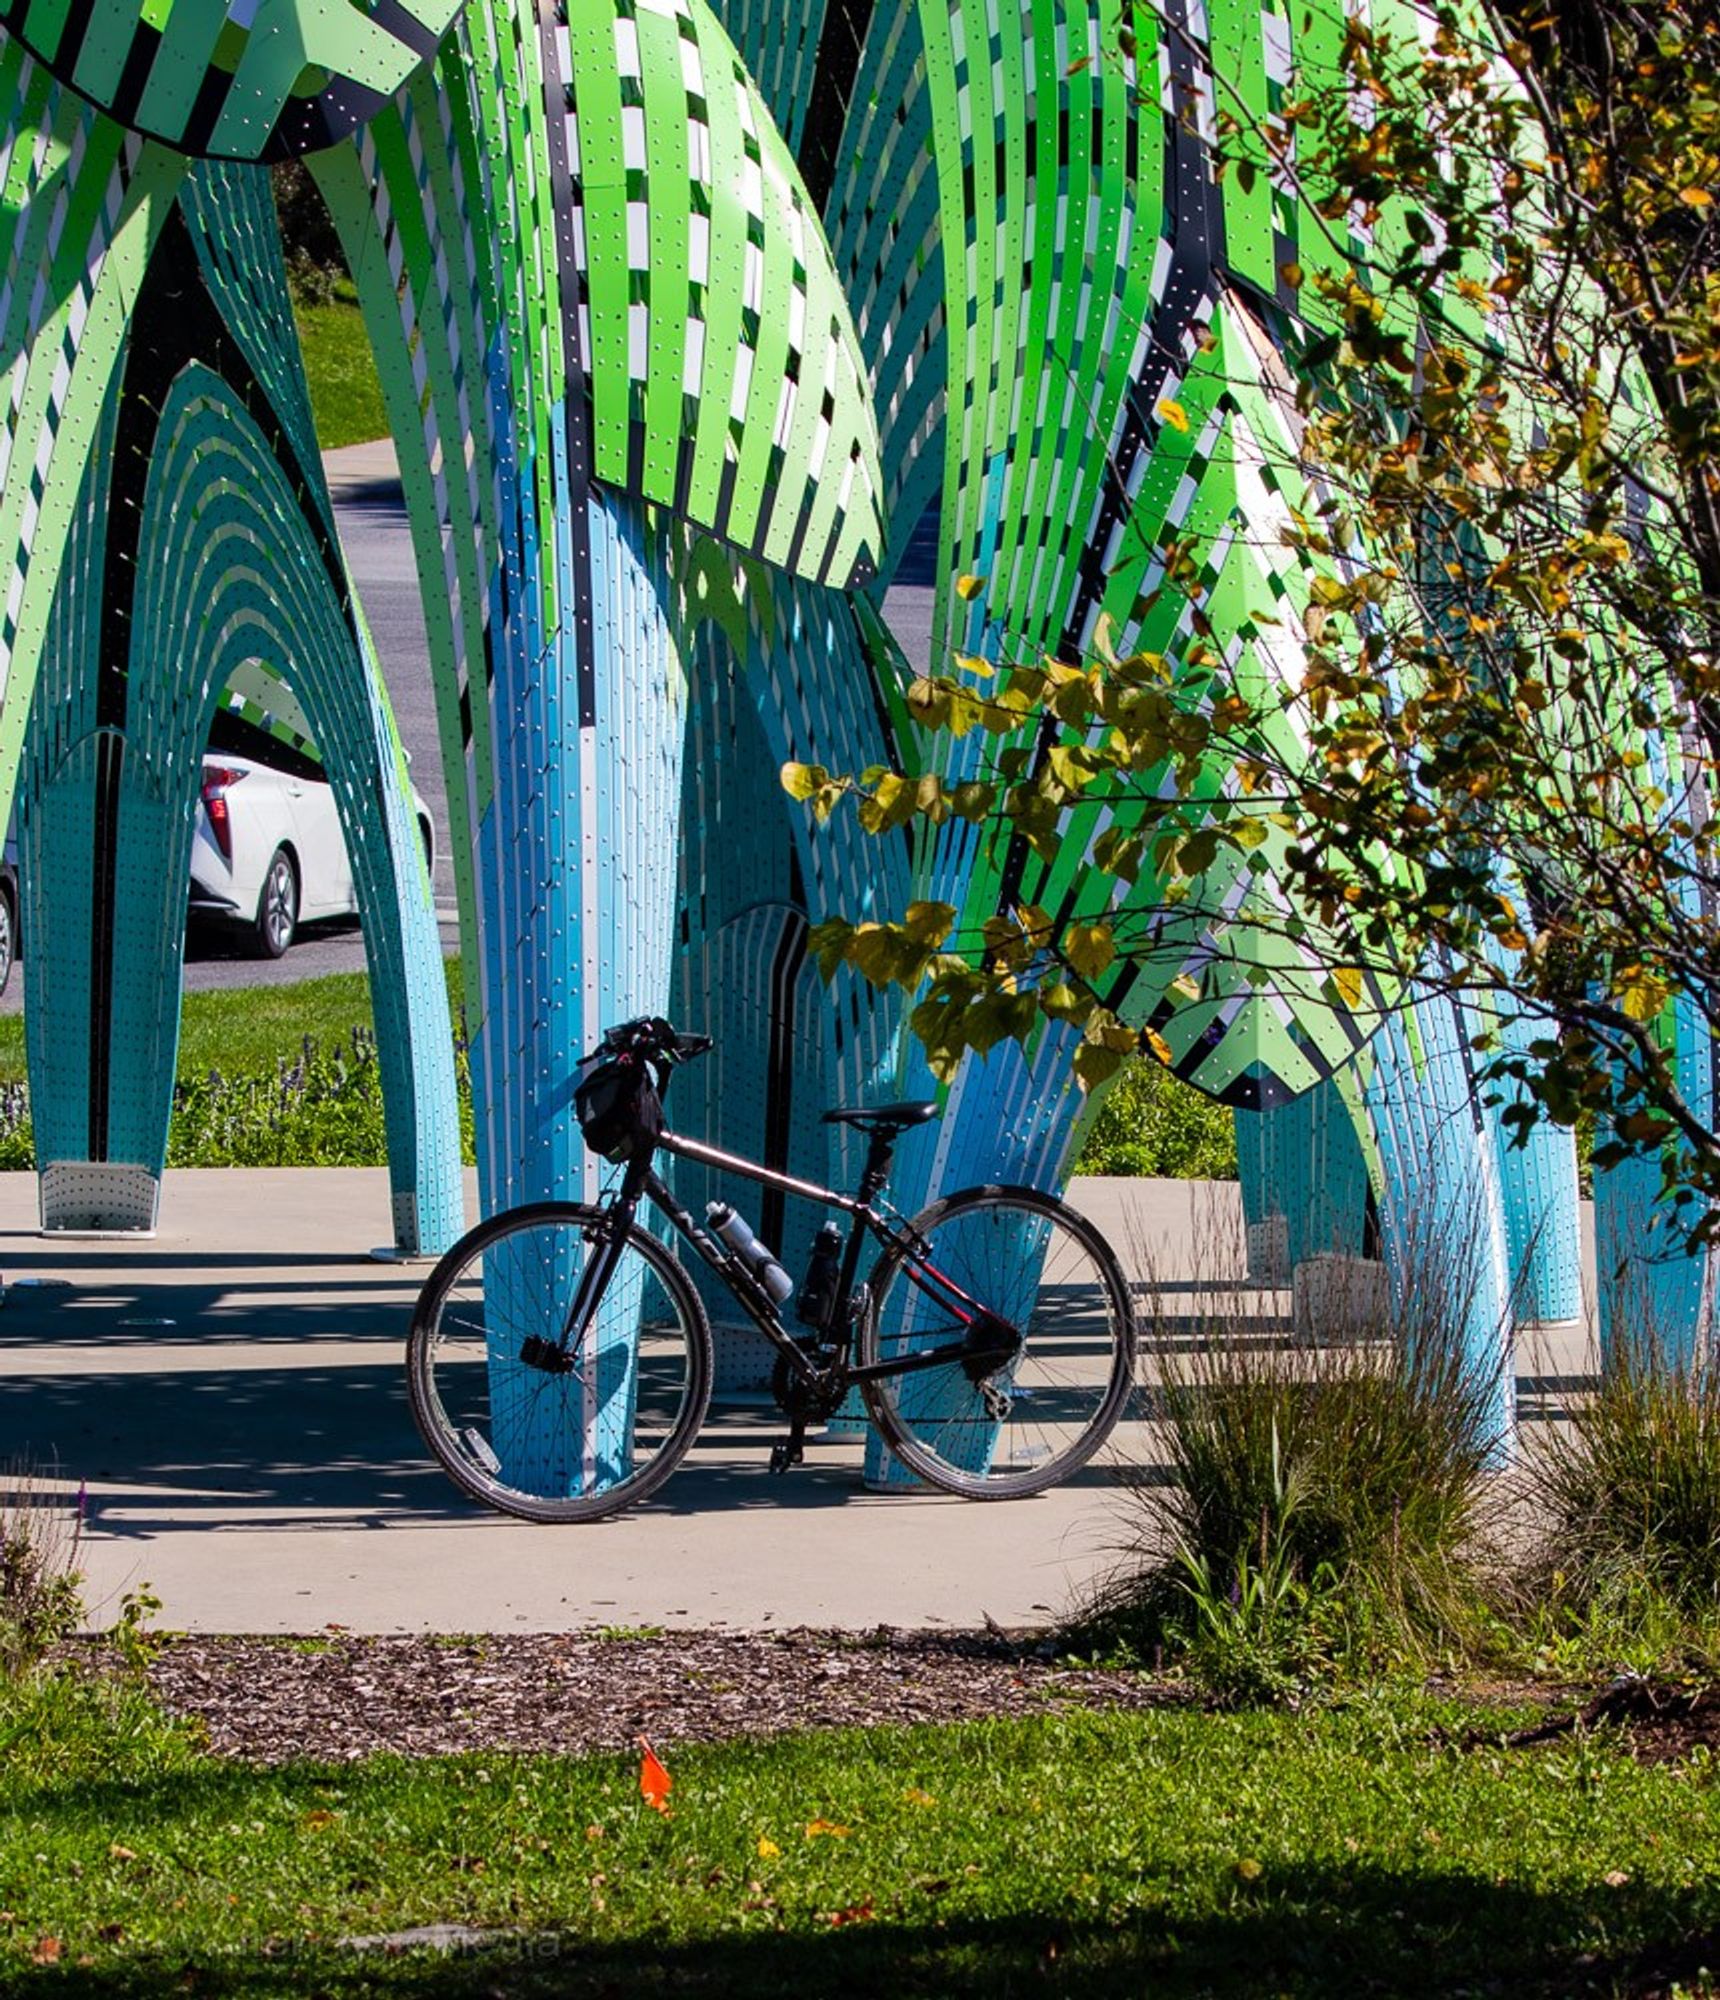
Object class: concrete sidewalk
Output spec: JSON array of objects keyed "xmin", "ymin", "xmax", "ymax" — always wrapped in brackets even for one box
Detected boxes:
[{"xmin": 0, "ymin": 1169, "xmax": 1593, "ymax": 1635}]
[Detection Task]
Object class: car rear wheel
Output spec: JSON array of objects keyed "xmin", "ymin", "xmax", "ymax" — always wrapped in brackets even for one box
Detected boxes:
[
  {"xmin": 0, "ymin": 881, "xmax": 16, "ymax": 996},
  {"xmin": 254, "ymin": 846, "xmax": 298, "ymax": 958}
]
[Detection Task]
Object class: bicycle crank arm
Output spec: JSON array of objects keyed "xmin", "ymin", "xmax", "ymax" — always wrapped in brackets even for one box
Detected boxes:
[{"xmin": 769, "ymin": 1416, "xmax": 809, "ymax": 1475}]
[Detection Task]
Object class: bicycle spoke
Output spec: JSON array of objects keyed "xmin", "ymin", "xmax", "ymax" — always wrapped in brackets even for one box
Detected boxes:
[
  {"xmin": 408, "ymin": 1206, "xmax": 711, "ymax": 1522},
  {"xmin": 860, "ymin": 1189, "xmax": 1135, "ymax": 1497}
]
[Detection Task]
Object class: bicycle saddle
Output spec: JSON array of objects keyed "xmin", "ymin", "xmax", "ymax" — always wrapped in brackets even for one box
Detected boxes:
[{"xmin": 822, "ymin": 1100, "xmax": 940, "ymax": 1131}]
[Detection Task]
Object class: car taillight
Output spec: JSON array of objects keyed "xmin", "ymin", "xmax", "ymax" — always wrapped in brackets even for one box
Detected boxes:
[{"xmin": 201, "ymin": 765, "xmax": 248, "ymax": 862}]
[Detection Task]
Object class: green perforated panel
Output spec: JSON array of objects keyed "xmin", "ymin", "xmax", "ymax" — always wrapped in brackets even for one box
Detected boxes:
[{"xmin": 0, "ymin": 0, "xmax": 461, "ymax": 160}]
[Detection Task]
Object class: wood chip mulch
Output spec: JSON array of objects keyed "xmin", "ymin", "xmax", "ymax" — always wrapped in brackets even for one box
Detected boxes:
[
  {"xmin": 129, "ymin": 1630, "xmax": 1188, "ymax": 1764},
  {"xmin": 1474, "ymin": 1675, "xmax": 1720, "ymax": 1766}
]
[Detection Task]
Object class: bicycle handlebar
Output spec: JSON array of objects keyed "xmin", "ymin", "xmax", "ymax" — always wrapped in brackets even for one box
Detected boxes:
[{"xmin": 590, "ymin": 1016, "xmax": 713, "ymax": 1067}]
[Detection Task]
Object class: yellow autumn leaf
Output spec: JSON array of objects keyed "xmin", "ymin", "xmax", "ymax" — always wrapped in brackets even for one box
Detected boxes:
[
  {"xmin": 1155, "ymin": 398, "xmax": 1190, "ymax": 433},
  {"xmin": 1616, "ymin": 967, "xmax": 1669, "ymax": 1023},
  {"xmin": 1144, "ymin": 1028, "xmax": 1174, "ymax": 1066},
  {"xmin": 805, "ymin": 1819, "xmax": 851, "ymax": 1839},
  {"xmin": 902, "ymin": 1787, "xmax": 938, "ymax": 1807},
  {"xmin": 1332, "ymin": 965, "xmax": 1364, "ymax": 1009},
  {"xmin": 1064, "ymin": 922, "xmax": 1116, "ymax": 982},
  {"xmin": 955, "ymin": 573, "xmax": 987, "ymax": 601},
  {"xmin": 1170, "ymin": 973, "xmax": 1201, "ymax": 1002},
  {"xmin": 952, "ymin": 652, "xmax": 995, "ymax": 679},
  {"xmin": 1679, "ymin": 187, "xmax": 1713, "ymax": 207},
  {"xmin": 757, "ymin": 1836, "xmax": 782, "ymax": 1859}
]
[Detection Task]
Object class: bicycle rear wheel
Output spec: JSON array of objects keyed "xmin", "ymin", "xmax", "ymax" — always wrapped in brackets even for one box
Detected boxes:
[
  {"xmin": 857, "ymin": 1185, "xmax": 1136, "ymax": 1498},
  {"xmin": 408, "ymin": 1202, "xmax": 712, "ymax": 1522}
]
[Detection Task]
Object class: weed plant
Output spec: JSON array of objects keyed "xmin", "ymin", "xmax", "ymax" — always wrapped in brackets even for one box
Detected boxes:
[
  {"xmin": 1082, "ymin": 1206, "xmax": 1508, "ymax": 1699},
  {"xmin": 1527, "ymin": 1309, "xmax": 1720, "ymax": 1665},
  {"xmin": 0, "ymin": 1463, "xmax": 83, "ymax": 1676}
]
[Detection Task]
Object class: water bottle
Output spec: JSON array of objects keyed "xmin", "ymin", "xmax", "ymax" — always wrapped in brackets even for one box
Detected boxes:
[
  {"xmin": 797, "ymin": 1221, "xmax": 844, "ymax": 1330},
  {"xmin": 706, "ymin": 1202, "xmax": 795, "ymax": 1306}
]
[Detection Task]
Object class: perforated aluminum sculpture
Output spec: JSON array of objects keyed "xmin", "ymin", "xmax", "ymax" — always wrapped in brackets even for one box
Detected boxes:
[{"xmin": 0, "ymin": 0, "xmax": 1698, "ymax": 1496}]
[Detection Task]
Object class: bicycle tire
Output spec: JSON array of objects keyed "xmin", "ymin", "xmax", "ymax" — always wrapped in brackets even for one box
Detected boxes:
[
  {"xmin": 857, "ymin": 1184, "xmax": 1137, "ymax": 1498},
  {"xmin": 408, "ymin": 1201, "xmax": 712, "ymax": 1522}
]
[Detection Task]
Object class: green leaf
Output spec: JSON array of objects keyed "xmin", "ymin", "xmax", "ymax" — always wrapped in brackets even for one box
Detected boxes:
[
  {"xmin": 807, "ymin": 919, "xmax": 856, "ymax": 982},
  {"xmin": 903, "ymin": 901, "xmax": 956, "ymax": 947},
  {"xmin": 1064, "ymin": 923, "xmax": 1117, "ymax": 982},
  {"xmin": 1176, "ymin": 830, "xmax": 1220, "ymax": 877},
  {"xmin": 1072, "ymin": 1040, "xmax": 1125, "ymax": 1092},
  {"xmin": 1040, "ymin": 980, "xmax": 1089, "ymax": 1023},
  {"xmin": 1045, "ymin": 745, "xmax": 1099, "ymax": 795}
]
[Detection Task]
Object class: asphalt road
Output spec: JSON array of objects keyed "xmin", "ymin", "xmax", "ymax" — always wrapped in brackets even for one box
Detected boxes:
[{"xmin": 0, "ymin": 448, "xmax": 937, "ymax": 1013}]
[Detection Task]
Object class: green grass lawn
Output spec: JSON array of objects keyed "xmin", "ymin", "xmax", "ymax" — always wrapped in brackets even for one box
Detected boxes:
[
  {"xmin": 2, "ymin": 1671, "xmax": 1717, "ymax": 1995},
  {"xmin": 291, "ymin": 281, "xmax": 387, "ymax": 452},
  {"xmin": 0, "ymin": 964, "xmax": 473, "ymax": 1168}
]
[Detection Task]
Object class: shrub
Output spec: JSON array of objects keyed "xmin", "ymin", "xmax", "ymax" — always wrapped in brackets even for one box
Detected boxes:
[
  {"xmin": 1529, "ymin": 1315, "xmax": 1720, "ymax": 1655},
  {"xmin": 1080, "ymin": 1213, "xmax": 1508, "ymax": 1696},
  {"xmin": 168, "ymin": 1026, "xmax": 390, "ymax": 1166},
  {"xmin": 0, "ymin": 1079, "xmax": 30, "ymax": 1171},
  {"xmin": 0, "ymin": 1464, "xmax": 84, "ymax": 1676},
  {"xmin": 1074, "ymin": 1057, "xmax": 1237, "ymax": 1179}
]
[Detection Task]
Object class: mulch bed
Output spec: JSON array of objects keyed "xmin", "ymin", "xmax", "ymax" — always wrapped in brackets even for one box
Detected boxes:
[
  {"xmin": 1477, "ymin": 1675, "xmax": 1720, "ymax": 1767},
  {"xmin": 130, "ymin": 1629, "xmax": 1189, "ymax": 1764},
  {"xmin": 85, "ymin": 1632, "xmax": 1720, "ymax": 1775}
]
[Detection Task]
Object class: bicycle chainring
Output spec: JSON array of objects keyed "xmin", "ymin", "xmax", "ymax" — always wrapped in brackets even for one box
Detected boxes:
[{"xmin": 771, "ymin": 1346, "xmax": 847, "ymax": 1422}]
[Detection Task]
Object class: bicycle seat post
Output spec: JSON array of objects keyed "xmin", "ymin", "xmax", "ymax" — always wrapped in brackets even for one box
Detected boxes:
[{"xmin": 857, "ymin": 1128, "xmax": 897, "ymax": 1206}]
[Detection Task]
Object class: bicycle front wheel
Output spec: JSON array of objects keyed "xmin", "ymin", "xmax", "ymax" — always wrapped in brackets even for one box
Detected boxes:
[
  {"xmin": 857, "ymin": 1185, "xmax": 1136, "ymax": 1498},
  {"xmin": 408, "ymin": 1202, "xmax": 712, "ymax": 1522}
]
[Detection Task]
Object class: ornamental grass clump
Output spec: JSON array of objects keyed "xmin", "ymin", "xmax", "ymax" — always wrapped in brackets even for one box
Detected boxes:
[
  {"xmin": 1081, "ymin": 1204, "xmax": 1509, "ymax": 1699},
  {"xmin": 0, "ymin": 1462, "xmax": 84, "ymax": 1678},
  {"xmin": 1529, "ymin": 1310, "xmax": 1720, "ymax": 1654}
]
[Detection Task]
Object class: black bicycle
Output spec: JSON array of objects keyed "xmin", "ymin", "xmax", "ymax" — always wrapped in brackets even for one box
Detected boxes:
[{"xmin": 408, "ymin": 1016, "xmax": 1137, "ymax": 1521}]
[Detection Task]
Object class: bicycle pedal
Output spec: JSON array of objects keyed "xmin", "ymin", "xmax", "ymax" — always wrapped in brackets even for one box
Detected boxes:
[{"xmin": 768, "ymin": 1438, "xmax": 803, "ymax": 1475}]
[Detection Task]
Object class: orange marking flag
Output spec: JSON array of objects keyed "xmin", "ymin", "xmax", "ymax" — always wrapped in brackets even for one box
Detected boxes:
[{"xmin": 637, "ymin": 1736, "xmax": 672, "ymax": 1814}]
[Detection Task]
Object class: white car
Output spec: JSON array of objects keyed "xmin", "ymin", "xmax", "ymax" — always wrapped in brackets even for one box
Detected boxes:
[
  {"xmin": 190, "ymin": 751, "xmax": 435, "ymax": 958},
  {"xmin": 0, "ymin": 834, "xmax": 17, "ymax": 996}
]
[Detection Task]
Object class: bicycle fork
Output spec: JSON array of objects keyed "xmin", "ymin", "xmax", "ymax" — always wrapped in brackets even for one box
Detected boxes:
[{"xmin": 519, "ymin": 1179, "xmax": 645, "ymax": 1377}]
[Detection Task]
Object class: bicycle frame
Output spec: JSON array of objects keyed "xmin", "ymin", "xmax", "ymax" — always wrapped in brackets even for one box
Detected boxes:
[{"xmin": 563, "ymin": 1124, "xmax": 1018, "ymax": 1394}]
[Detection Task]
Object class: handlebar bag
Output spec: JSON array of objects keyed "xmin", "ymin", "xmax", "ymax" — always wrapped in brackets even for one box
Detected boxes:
[{"xmin": 574, "ymin": 1054, "xmax": 664, "ymax": 1162}]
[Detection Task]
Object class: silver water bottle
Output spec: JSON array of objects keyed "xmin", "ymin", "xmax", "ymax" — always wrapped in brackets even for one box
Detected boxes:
[{"xmin": 706, "ymin": 1201, "xmax": 795, "ymax": 1305}]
